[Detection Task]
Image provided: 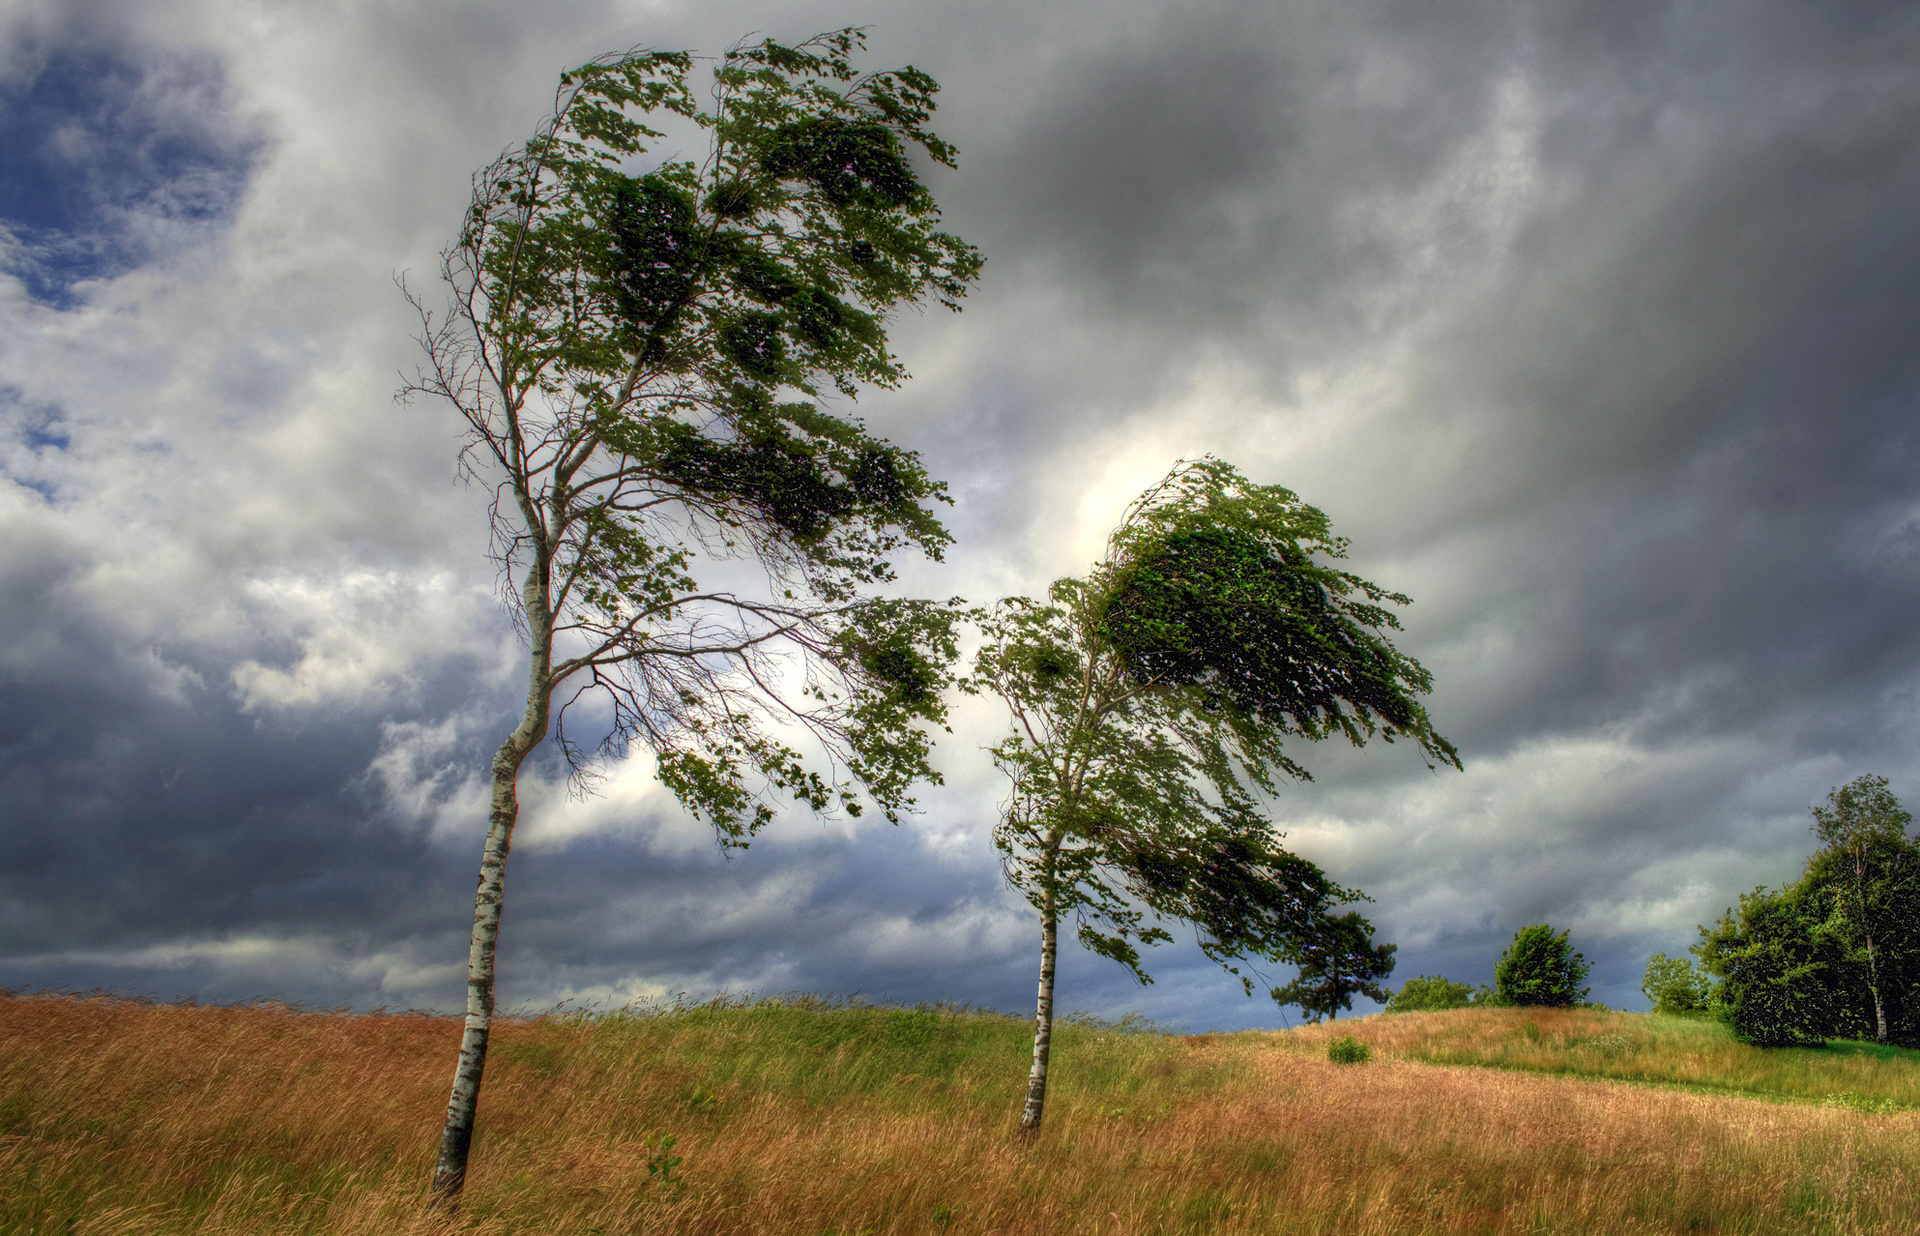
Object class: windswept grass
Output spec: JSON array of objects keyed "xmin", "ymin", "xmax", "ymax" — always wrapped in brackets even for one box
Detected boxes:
[
  {"xmin": 1273, "ymin": 1006, "xmax": 1920, "ymax": 1110},
  {"xmin": 3, "ymin": 993, "xmax": 1918, "ymax": 1234}
]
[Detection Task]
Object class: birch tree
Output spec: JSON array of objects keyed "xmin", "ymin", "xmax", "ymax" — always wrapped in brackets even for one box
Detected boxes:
[
  {"xmin": 404, "ymin": 31, "xmax": 980, "ymax": 1203},
  {"xmin": 1809, "ymin": 774, "xmax": 1916, "ymax": 1044},
  {"xmin": 971, "ymin": 459, "xmax": 1459, "ymax": 1136}
]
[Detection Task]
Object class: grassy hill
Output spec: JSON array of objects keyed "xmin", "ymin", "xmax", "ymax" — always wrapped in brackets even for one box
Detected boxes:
[{"xmin": 2, "ymin": 992, "xmax": 1916, "ymax": 1234}]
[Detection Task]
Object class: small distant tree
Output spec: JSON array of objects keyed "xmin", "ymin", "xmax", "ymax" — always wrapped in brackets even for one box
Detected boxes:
[
  {"xmin": 1808, "ymin": 774, "xmax": 1916, "ymax": 1043},
  {"xmin": 1640, "ymin": 952, "xmax": 1709, "ymax": 1015},
  {"xmin": 1493, "ymin": 924, "xmax": 1590, "ymax": 1008},
  {"xmin": 970, "ymin": 458, "xmax": 1459, "ymax": 1135},
  {"xmin": 1385, "ymin": 974, "xmax": 1476, "ymax": 1013},
  {"xmin": 405, "ymin": 32, "xmax": 981, "ymax": 1204},
  {"xmin": 1273, "ymin": 910, "xmax": 1397, "ymax": 1021}
]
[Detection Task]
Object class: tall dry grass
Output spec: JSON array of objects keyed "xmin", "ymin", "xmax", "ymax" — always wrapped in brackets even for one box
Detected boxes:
[{"xmin": 3, "ymin": 993, "xmax": 1916, "ymax": 1234}]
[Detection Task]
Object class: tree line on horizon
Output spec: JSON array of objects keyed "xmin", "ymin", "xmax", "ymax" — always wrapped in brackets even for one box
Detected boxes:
[{"xmin": 1385, "ymin": 775, "xmax": 1919, "ymax": 1052}]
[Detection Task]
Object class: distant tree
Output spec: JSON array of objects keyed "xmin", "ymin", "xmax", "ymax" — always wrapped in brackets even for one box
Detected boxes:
[
  {"xmin": 1640, "ymin": 952, "xmax": 1709, "ymax": 1015},
  {"xmin": 970, "ymin": 458, "xmax": 1459, "ymax": 1135},
  {"xmin": 404, "ymin": 32, "xmax": 980, "ymax": 1204},
  {"xmin": 1272, "ymin": 910, "xmax": 1397, "ymax": 1021},
  {"xmin": 1696, "ymin": 885, "xmax": 1834, "ymax": 1047},
  {"xmin": 1385, "ymin": 974, "xmax": 1476, "ymax": 1013},
  {"xmin": 1695, "ymin": 777, "xmax": 1920, "ymax": 1049},
  {"xmin": 1808, "ymin": 775, "xmax": 1916, "ymax": 1043},
  {"xmin": 1493, "ymin": 925, "xmax": 1590, "ymax": 1008}
]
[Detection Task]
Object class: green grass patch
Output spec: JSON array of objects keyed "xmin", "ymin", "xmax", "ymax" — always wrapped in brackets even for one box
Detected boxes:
[{"xmin": 1276, "ymin": 1007, "xmax": 1920, "ymax": 1110}]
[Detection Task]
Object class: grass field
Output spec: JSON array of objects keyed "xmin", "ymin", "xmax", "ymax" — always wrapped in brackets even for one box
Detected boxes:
[
  {"xmin": 1273, "ymin": 1006, "xmax": 1920, "ymax": 1112},
  {"xmin": 3, "ymin": 992, "xmax": 1917, "ymax": 1234}
]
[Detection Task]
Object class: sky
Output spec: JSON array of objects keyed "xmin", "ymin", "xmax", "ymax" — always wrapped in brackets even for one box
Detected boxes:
[{"xmin": 2, "ymin": 0, "xmax": 1918, "ymax": 1031}]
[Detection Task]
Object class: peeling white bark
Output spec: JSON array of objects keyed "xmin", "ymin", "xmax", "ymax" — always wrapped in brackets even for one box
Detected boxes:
[
  {"xmin": 430, "ymin": 572, "xmax": 552, "ymax": 1205},
  {"xmin": 1019, "ymin": 884, "xmax": 1058, "ymax": 1136}
]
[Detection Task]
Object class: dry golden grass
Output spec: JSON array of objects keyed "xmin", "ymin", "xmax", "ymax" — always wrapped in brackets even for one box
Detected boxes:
[{"xmin": 3, "ymin": 993, "xmax": 1917, "ymax": 1234}]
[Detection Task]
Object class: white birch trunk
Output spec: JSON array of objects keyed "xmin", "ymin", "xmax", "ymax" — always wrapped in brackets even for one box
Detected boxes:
[
  {"xmin": 1866, "ymin": 934, "xmax": 1887, "ymax": 1043},
  {"xmin": 1019, "ymin": 885, "xmax": 1059, "ymax": 1136},
  {"xmin": 430, "ymin": 572, "xmax": 552, "ymax": 1205}
]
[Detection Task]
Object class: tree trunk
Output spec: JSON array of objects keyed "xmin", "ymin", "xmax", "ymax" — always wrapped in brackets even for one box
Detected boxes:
[
  {"xmin": 430, "ymin": 576, "xmax": 552, "ymax": 1207},
  {"xmin": 1865, "ymin": 934, "xmax": 1887, "ymax": 1044},
  {"xmin": 1019, "ymin": 885, "xmax": 1058, "ymax": 1137}
]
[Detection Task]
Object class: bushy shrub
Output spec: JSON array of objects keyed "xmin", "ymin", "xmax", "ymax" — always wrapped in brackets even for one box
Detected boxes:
[
  {"xmin": 1641, "ymin": 953, "xmax": 1710, "ymax": 1015},
  {"xmin": 1697, "ymin": 886, "xmax": 1835, "ymax": 1047},
  {"xmin": 1494, "ymin": 925, "xmax": 1590, "ymax": 1008},
  {"xmin": 1326, "ymin": 1035, "xmax": 1370, "ymax": 1064},
  {"xmin": 1384, "ymin": 975, "xmax": 1475, "ymax": 1013}
]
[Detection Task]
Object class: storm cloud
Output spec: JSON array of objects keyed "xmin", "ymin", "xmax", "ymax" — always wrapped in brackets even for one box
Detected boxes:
[{"xmin": 3, "ymin": 0, "xmax": 1918, "ymax": 1028}]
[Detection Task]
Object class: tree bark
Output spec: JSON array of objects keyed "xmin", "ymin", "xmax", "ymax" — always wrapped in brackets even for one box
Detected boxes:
[
  {"xmin": 1865, "ymin": 934, "xmax": 1887, "ymax": 1043},
  {"xmin": 430, "ymin": 574, "xmax": 552, "ymax": 1207},
  {"xmin": 1019, "ymin": 883, "xmax": 1059, "ymax": 1137}
]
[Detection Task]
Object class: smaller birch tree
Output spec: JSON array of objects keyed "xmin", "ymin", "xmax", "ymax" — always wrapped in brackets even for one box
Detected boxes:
[{"xmin": 970, "ymin": 458, "xmax": 1459, "ymax": 1136}]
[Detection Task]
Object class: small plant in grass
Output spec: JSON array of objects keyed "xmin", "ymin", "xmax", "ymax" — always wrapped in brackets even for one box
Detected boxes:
[
  {"xmin": 1327, "ymin": 1036, "xmax": 1370, "ymax": 1064},
  {"xmin": 644, "ymin": 1132, "xmax": 681, "ymax": 1185}
]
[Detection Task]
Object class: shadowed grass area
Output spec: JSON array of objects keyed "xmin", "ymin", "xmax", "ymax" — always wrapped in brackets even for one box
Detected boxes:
[
  {"xmin": 1269, "ymin": 1006, "xmax": 1920, "ymax": 1110},
  {"xmin": 2, "ymin": 993, "xmax": 1917, "ymax": 1233}
]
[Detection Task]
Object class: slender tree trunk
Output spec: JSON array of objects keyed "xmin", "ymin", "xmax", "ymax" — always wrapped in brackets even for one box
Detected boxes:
[
  {"xmin": 1865, "ymin": 934, "xmax": 1887, "ymax": 1043},
  {"xmin": 430, "ymin": 575, "xmax": 552, "ymax": 1207},
  {"xmin": 1019, "ymin": 882, "xmax": 1059, "ymax": 1137}
]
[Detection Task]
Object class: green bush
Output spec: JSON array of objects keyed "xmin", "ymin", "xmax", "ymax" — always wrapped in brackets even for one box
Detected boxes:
[
  {"xmin": 1385, "ymin": 975, "xmax": 1475, "ymax": 1013},
  {"xmin": 1698, "ymin": 886, "xmax": 1835, "ymax": 1047},
  {"xmin": 1326, "ymin": 1036, "xmax": 1370, "ymax": 1064},
  {"xmin": 1641, "ymin": 952, "xmax": 1710, "ymax": 1015},
  {"xmin": 1494, "ymin": 925, "xmax": 1590, "ymax": 1008}
]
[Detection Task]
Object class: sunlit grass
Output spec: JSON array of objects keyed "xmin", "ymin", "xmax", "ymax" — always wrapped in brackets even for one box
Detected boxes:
[
  {"xmin": 1270, "ymin": 1006, "xmax": 1920, "ymax": 1110},
  {"xmin": 3, "ymin": 992, "xmax": 1917, "ymax": 1233}
]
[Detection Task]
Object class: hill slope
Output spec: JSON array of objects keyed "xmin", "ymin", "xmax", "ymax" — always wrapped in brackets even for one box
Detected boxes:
[{"xmin": 2, "ymin": 994, "xmax": 1916, "ymax": 1234}]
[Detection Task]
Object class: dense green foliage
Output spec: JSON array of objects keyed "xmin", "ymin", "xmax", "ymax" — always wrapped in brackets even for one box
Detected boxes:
[
  {"xmin": 410, "ymin": 30, "xmax": 981, "ymax": 836},
  {"xmin": 1385, "ymin": 974, "xmax": 1477, "ymax": 1013},
  {"xmin": 1494, "ymin": 925, "xmax": 1590, "ymax": 1008},
  {"xmin": 1273, "ymin": 910, "xmax": 1397, "ymax": 1021},
  {"xmin": 971, "ymin": 459, "xmax": 1457, "ymax": 992},
  {"xmin": 1696, "ymin": 776, "xmax": 1919, "ymax": 1048},
  {"xmin": 1325, "ymin": 1035, "xmax": 1370, "ymax": 1064},
  {"xmin": 1641, "ymin": 953, "xmax": 1710, "ymax": 1015}
]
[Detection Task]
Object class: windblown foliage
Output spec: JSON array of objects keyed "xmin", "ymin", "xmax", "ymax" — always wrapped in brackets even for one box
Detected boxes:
[
  {"xmin": 406, "ymin": 30, "xmax": 981, "ymax": 1201},
  {"xmin": 409, "ymin": 30, "xmax": 982, "ymax": 836},
  {"xmin": 972, "ymin": 458, "xmax": 1458, "ymax": 1131}
]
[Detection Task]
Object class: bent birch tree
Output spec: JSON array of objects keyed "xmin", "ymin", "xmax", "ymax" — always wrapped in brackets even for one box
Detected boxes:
[
  {"xmin": 404, "ymin": 32, "xmax": 980, "ymax": 1203},
  {"xmin": 970, "ymin": 458, "xmax": 1459, "ymax": 1135}
]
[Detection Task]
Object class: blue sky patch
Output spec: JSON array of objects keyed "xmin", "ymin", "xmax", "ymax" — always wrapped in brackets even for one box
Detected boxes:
[{"xmin": 0, "ymin": 48, "xmax": 260, "ymax": 307}]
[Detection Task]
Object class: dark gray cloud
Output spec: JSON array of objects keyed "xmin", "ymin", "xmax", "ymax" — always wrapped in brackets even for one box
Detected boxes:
[{"xmin": 2, "ymin": 0, "xmax": 1919, "ymax": 1030}]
